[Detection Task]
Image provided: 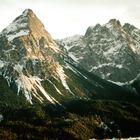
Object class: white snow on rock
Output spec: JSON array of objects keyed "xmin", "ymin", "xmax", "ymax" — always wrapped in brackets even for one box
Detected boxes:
[
  {"xmin": 14, "ymin": 64, "xmax": 23, "ymax": 74},
  {"xmin": 65, "ymin": 63, "xmax": 88, "ymax": 80},
  {"xmin": 58, "ymin": 34, "xmax": 85, "ymax": 52},
  {"xmin": 90, "ymin": 63, "xmax": 123, "ymax": 71},
  {"xmin": 60, "ymin": 35, "xmax": 82, "ymax": 48},
  {"xmin": 116, "ymin": 64, "xmax": 123, "ymax": 69},
  {"xmin": 48, "ymin": 79, "xmax": 63, "ymax": 96},
  {"xmin": 2, "ymin": 9, "xmax": 29, "ymax": 41},
  {"xmin": 108, "ymin": 80, "xmax": 126, "ymax": 86},
  {"xmin": 103, "ymin": 44, "xmax": 122, "ymax": 56},
  {"xmin": 0, "ymin": 60, "xmax": 5, "ymax": 68},
  {"xmin": 56, "ymin": 64, "xmax": 74, "ymax": 95},
  {"xmin": 56, "ymin": 64, "xmax": 69, "ymax": 90},
  {"xmin": 69, "ymin": 53, "xmax": 79, "ymax": 62},
  {"xmin": 15, "ymin": 74, "xmax": 56, "ymax": 104},
  {"xmin": 129, "ymin": 44, "xmax": 136, "ymax": 53},
  {"xmin": 7, "ymin": 30, "xmax": 29, "ymax": 41},
  {"xmin": 14, "ymin": 64, "xmax": 57, "ymax": 104}
]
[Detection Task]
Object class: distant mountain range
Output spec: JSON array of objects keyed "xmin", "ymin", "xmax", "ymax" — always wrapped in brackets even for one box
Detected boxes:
[
  {"xmin": 58, "ymin": 19, "xmax": 140, "ymax": 85},
  {"xmin": 0, "ymin": 9, "xmax": 140, "ymax": 139}
]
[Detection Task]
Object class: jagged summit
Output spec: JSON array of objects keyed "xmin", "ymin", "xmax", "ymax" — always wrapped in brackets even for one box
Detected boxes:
[
  {"xmin": 0, "ymin": 9, "xmax": 62, "ymax": 104},
  {"xmin": 85, "ymin": 24, "xmax": 101, "ymax": 37},
  {"xmin": 85, "ymin": 19, "xmax": 122, "ymax": 37},
  {"xmin": 1, "ymin": 9, "xmax": 51, "ymax": 42},
  {"xmin": 1, "ymin": 9, "xmax": 60, "ymax": 52},
  {"xmin": 108, "ymin": 19, "xmax": 121, "ymax": 26},
  {"xmin": 1, "ymin": 10, "xmax": 29, "ymax": 41},
  {"xmin": 22, "ymin": 9, "xmax": 34, "ymax": 15},
  {"xmin": 58, "ymin": 19, "xmax": 140, "ymax": 83}
]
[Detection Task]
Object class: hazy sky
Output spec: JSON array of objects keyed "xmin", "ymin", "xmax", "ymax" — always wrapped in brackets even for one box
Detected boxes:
[{"xmin": 0, "ymin": 0, "xmax": 140, "ymax": 38}]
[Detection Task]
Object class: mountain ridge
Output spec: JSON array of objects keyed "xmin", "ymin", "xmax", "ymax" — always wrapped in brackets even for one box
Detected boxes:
[
  {"xmin": 0, "ymin": 9, "xmax": 140, "ymax": 139},
  {"xmin": 0, "ymin": 10, "xmax": 139, "ymax": 105},
  {"xmin": 58, "ymin": 19, "xmax": 140, "ymax": 83}
]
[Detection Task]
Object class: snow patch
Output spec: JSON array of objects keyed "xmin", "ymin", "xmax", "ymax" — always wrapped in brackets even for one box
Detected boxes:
[
  {"xmin": 116, "ymin": 64, "xmax": 123, "ymax": 69},
  {"xmin": 108, "ymin": 80, "xmax": 125, "ymax": 86},
  {"xmin": 56, "ymin": 64, "xmax": 74, "ymax": 95},
  {"xmin": 14, "ymin": 64, "xmax": 57, "ymax": 104},
  {"xmin": 0, "ymin": 60, "xmax": 5, "ymax": 68},
  {"xmin": 15, "ymin": 74, "xmax": 56, "ymax": 104},
  {"xmin": 90, "ymin": 63, "xmax": 123, "ymax": 70},
  {"xmin": 65, "ymin": 63, "xmax": 78, "ymax": 74},
  {"xmin": 2, "ymin": 10, "xmax": 29, "ymax": 41},
  {"xmin": 61, "ymin": 35, "xmax": 82, "ymax": 45},
  {"xmin": 34, "ymin": 77, "xmax": 56, "ymax": 104},
  {"xmin": 48, "ymin": 80, "xmax": 63, "ymax": 96},
  {"xmin": 65, "ymin": 63, "xmax": 88, "ymax": 80},
  {"xmin": 106, "ymin": 22, "xmax": 112, "ymax": 29},
  {"xmin": 69, "ymin": 53, "xmax": 79, "ymax": 62},
  {"xmin": 130, "ymin": 44, "xmax": 136, "ymax": 53},
  {"xmin": 107, "ymin": 73, "xmax": 111, "ymax": 76},
  {"xmin": 7, "ymin": 30, "xmax": 29, "ymax": 41},
  {"xmin": 103, "ymin": 44, "xmax": 122, "ymax": 56},
  {"xmin": 14, "ymin": 64, "xmax": 23, "ymax": 74}
]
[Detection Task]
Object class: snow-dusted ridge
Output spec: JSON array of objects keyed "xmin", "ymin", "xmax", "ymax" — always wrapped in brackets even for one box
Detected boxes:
[
  {"xmin": 2, "ymin": 10, "xmax": 30, "ymax": 41},
  {"xmin": 58, "ymin": 19, "xmax": 140, "ymax": 83}
]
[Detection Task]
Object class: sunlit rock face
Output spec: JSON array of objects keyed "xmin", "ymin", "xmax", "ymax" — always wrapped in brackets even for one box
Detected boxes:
[{"xmin": 0, "ymin": 9, "xmax": 69, "ymax": 104}]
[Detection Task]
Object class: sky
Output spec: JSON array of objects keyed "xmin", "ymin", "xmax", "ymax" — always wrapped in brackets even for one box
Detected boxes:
[{"xmin": 0, "ymin": 0, "xmax": 140, "ymax": 39}]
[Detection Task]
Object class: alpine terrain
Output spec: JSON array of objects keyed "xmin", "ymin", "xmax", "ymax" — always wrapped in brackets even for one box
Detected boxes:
[
  {"xmin": 58, "ymin": 19, "xmax": 140, "ymax": 85},
  {"xmin": 0, "ymin": 9, "xmax": 140, "ymax": 139}
]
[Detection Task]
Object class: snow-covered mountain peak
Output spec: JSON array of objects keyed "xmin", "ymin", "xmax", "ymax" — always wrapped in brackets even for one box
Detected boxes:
[
  {"xmin": 0, "ymin": 9, "xmax": 63, "ymax": 104},
  {"xmin": 1, "ymin": 10, "xmax": 30, "ymax": 41},
  {"xmin": 1, "ymin": 9, "xmax": 60, "ymax": 53},
  {"xmin": 1, "ymin": 9, "xmax": 46, "ymax": 41}
]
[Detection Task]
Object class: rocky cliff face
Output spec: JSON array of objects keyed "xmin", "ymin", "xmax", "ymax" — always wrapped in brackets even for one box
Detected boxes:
[
  {"xmin": 1, "ymin": 10, "xmax": 133, "ymax": 105},
  {"xmin": 0, "ymin": 9, "xmax": 64, "ymax": 104},
  {"xmin": 58, "ymin": 19, "xmax": 140, "ymax": 84}
]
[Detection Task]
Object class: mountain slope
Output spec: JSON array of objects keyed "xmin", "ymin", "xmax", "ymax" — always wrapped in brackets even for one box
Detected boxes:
[
  {"xmin": 58, "ymin": 19, "xmax": 140, "ymax": 84},
  {"xmin": 0, "ymin": 10, "xmax": 139, "ymax": 106},
  {"xmin": 0, "ymin": 9, "xmax": 140, "ymax": 139}
]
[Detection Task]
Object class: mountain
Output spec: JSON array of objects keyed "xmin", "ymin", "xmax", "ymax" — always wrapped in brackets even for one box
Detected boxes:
[
  {"xmin": 0, "ymin": 9, "xmax": 140, "ymax": 139},
  {"xmin": 58, "ymin": 19, "xmax": 140, "ymax": 84},
  {"xmin": 0, "ymin": 9, "xmax": 135, "ymax": 106}
]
